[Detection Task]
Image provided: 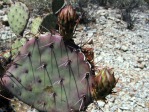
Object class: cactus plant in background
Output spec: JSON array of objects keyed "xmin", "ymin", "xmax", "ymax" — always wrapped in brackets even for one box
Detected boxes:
[
  {"xmin": 31, "ymin": 16, "xmax": 43, "ymax": 35},
  {"xmin": 18, "ymin": 0, "xmax": 53, "ymax": 15},
  {"xmin": 7, "ymin": 2, "xmax": 29, "ymax": 36}
]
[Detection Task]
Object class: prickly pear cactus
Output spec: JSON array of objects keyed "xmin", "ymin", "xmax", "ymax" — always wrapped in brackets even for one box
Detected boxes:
[
  {"xmin": 11, "ymin": 38, "xmax": 27, "ymax": 57},
  {"xmin": 2, "ymin": 33, "xmax": 94, "ymax": 111},
  {"xmin": 7, "ymin": 2, "xmax": 29, "ymax": 36},
  {"xmin": 58, "ymin": 5, "xmax": 78, "ymax": 40},
  {"xmin": 52, "ymin": 0, "xmax": 66, "ymax": 14},
  {"xmin": 31, "ymin": 16, "xmax": 43, "ymax": 35},
  {"xmin": 40, "ymin": 14, "xmax": 57, "ymax": 33}
]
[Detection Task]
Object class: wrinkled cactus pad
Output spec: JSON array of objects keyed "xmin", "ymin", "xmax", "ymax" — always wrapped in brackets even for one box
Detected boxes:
[
  {"xmin": 2, "ymin": 33, "xmax": 94, "ymax": 111},
  {"xmin": 7, "ymin": 2, "xmax": 29, "ymax": 35}
]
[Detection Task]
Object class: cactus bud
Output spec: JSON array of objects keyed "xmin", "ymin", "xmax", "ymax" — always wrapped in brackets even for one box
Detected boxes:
[
  {"xmin": 91, "ymin": 67, "xmax": 117, "ymax": 100},
  {"xmin": 58, "ymin": 5, "xmax": 77, "ymax": 40}
]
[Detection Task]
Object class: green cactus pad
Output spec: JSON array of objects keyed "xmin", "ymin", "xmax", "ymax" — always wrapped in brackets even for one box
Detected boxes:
[
  {"xmin": 11, "ymin": 38, "xmax": 27, "ymax": 57},
  {"xmin": 2, "ymin": 38, "xmax": 27, "ymax": 59},
  {"xmin": 52, "ymin": 0, "xmax": 66, "ymax": 14},
  {"xmin": 40, "ymin": 14, "xmax": 57, "ymax": 33},
  {"xmin": 31, "ymin": 17, "xmax": 43, "ymax": 35},
  {"xmin": 2, "ymin": 33, "xmax": 94, "ymax": 111},
  {"xmin": 7, "ymin": 2, "xmax": 29, "ymax": 36}
]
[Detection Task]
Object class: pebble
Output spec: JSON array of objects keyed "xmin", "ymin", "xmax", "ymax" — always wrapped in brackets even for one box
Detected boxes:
[
  {"xmin": 2, "ymin": 15, "xmax": 8, "ymax": 22},
  {"xmin": 97, "ymin": 101, "xmax": 105, "ymax": 107},
  {"xmin": 120, "ymin": 45, "xmax": 128, "ymax": 52},
  {"xmin": 117, "ymin": 56, "xmax": 124, "ymax": 63},
  {"xmin": 0, "ymin": 10, "xmax": 4, "ymax": 16},
  {"xmin": 87, "ymin": 32, "xmax": 93, "ymax": 38}
]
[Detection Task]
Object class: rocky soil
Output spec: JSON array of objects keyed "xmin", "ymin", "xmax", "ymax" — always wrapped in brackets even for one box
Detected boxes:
[
  {"xmin": 75, "ymin": 4, "xmax": 149, "ymax": 112},
  {"xmin": 0, "ymin": 2, "xmax": 149, "ymax": 112}
]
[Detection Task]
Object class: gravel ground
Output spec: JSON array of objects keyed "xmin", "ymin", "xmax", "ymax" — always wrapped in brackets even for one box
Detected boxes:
[
  {"xmin": 0, "ymin": 2, "xmax": 149, "ymax": 112},
  {"xmin": 75, "ymin": 4, "xmax": 149, "ymax": 112}
]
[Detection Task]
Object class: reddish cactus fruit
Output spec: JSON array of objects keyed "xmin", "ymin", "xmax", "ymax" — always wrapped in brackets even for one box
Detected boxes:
[
  {"xmin": 58, "ymin": 5, "xmax": 78, "ymax": 40},
  {"xmin": 91, "ymin": 67, "xmax": 117, "ymax": 100}
]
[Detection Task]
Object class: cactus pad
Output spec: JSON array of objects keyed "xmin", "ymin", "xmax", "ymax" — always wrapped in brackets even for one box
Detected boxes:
[
  {"xmin": 2, "ymin": 33, "xmax": 94, "ymax": 111},
  {"xmin": 40, "ymin": 14, "xmax": 57, "ymax": 33},
  {"xmin": 52, "ymin": 0, "xmax": 66, "ymax": 14},
  {"xmin": 11, "ymin": 38, "xmax": 27, "ymax": 57},
  {"xmin": 7, "ymin": 2, "xmax": 29, "ymax": 36},
  {"xmin": 31, "ymin": 17, "xmax": 43, "ymax": 35}
]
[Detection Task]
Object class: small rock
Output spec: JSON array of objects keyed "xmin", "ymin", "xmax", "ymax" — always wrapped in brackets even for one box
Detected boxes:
[
  {"xmin": 115, "ymin": 44, "xmax": 121, "ymax": 49},
  {"xmin": 120, "ymin": 45, "xmax": 128, "ymax": 52},
  {"xmin": 0, "ymin": 10, "xmax": 4, "ymax": 16},
  {"xmin": 137, "ymin": 102, "xmax": 145, "ymax": 108},
  {"xmin": 117, "ymin": 56, "xmax": 124, "ymax": 63},
  {"xmin": 134, "ymin": 63, "xmax": 146, "ymax": 69},
  {"xmin": 87, "ymin": 32, "xmax": 93, "ymax": 38},
  {"xmin": 27, "ymin": 109, "xmax": 38, "ymax": 112},
  {"xmin": 87, "ymin": 29, "xmax": 97, "ymax": 33},
  {"xmin": 117, "ymin": 108, "xmax": 123, "ymax": 112},
  {"xmin": 2, "ymin": 15, "xmax": 8, "ymax": 22},
  {"xmin": 120, "ymin": 104, "xmax": 131, "ymax": 110},
  {"xmin": 99, "ymin": 16, "xmax": 106, "ymax": 25},
  {"xmin": 97, "ymin": 101, "xmax": 105, "ymax": 107}
]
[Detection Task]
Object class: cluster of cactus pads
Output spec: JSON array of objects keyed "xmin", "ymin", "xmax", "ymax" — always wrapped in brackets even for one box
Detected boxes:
[{"xmin": 0, "ymin": 1, "xmax": 118, "ymax": 112}]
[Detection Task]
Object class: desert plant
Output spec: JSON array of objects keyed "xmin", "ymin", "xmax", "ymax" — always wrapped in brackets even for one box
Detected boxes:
[
  {"xmin": 39, "ymin": 14, "xmax": 57, "ymax": 33},
  {"xmin": 52, "ymin": 0, "xmax": 65, "ymax": 14},
  {"xmin": 1, "ymin": 33, "xmax": 94, "ymax": 111},
  {"xmin": 0, "ymin": 1, "xmax": 118, "ymax": 111},
  {"xmin": 30, "ymin": 16, "xmax": 43, "ymax": 35},
  {"xmin": 58, "ymin": 5, "xmax": 78, "ymax": 40},
  {"xmin": 121, "ymin": 9, "xmax": 135, "ymax": 30},
  {"xmin": 91, "ymin": 68, "xmax": 117, "ymax": 100},
  {"xmin": 118, "ymin": 0, "xmax": 142, "ymax": 30},
  {"xmin": 7, "ymin": 2, "xmax": 30, "ymax": 36}
]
